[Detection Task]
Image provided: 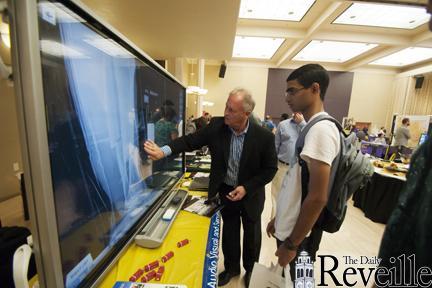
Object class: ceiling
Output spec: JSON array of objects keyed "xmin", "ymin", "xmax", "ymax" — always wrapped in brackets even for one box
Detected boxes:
[
  {"xmin": 80, "ymin": 0, "xmax": 240, "ymax": 60},
  {"xmin": 79, "ymin": 0, "xmax": 432, "ymax": 73}
]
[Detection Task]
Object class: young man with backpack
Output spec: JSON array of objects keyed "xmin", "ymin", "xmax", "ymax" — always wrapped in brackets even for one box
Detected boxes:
[
  {"xmin": 266, "ymin": 63, "xmax": 340, "ymax": 281},
  {"xmin": 267, "ymin": 63, "xmax": 373, "ymax": 282}
]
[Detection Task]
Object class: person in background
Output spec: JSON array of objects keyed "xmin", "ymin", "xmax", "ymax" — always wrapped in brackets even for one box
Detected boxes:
[
  {"xmin": 262, "ymin": 115, "xmax": 276, "ymax": 133},
  {"xmin": 271, "ymin": 112, "xmax": 306, "ymax": 219},
  {"xmin": 379, "ymin": 126, "xmax": 387, "ymax": 137},
  {"xmin": 374, "ymin": 132, "xmax": 386, "ymax": 145},
  {"xmin": 144, "ymin": 88, "xmax": 277, "ymax": 288},
  {"xmin": 393, "ymin": 117, "xmax": 411, "ymax": 148},
  {"xmin": 374, "ymin": 3, "xmax": 432, "ymax": 286},
  {"xmin": 356, "ymin": 127, "xmax": 369, "ymax": 141},
  {"xmin": 154, "ymin": 106, "xmax": 178, "ymax": 147},
  {"xmin": 193, "ymin": 111, "xmax": 211, "ymax": 131},
  {"xmin": 280, "ymin": 113, "xmax": 289, "ymax": 122},
  {"xmin": 185, "ymin": 115, "xmax": 196, "ymax": 135},
  {"xmin": 267, "ymin": 64, "xmax": 340, "ymax": 282},
  {"xmin": 350, "ymin": 125, "xmax": 359, "ymax": 134}
]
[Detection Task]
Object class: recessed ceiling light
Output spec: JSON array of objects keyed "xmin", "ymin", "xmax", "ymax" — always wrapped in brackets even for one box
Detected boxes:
[
  {"xmin": 232, "ymin": 36, "xmax": 284, "ymax": 59},
  {"xmin": 239, "ymin": 0, "xmax": 315, "ymax": 21},
  {"xmin": 370, "ymin": 47, "xmax": 432, "ymax": 67},
  {"xmin": 333, "ymin": 3, "xmax": 429, "ymax": 29},
  {"xmin": 292, "ymin": 40, "xmax": 378, "ymax": 63}
]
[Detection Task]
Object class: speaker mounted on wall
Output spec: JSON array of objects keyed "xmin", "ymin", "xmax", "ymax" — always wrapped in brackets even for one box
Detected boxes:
[
  {"xmin": 414, "ymin": 75, "xmax": 424, "ymax": 89},
  {"xmin": 219, "ymin": 62, "xmax": 227, "ymax": 78}
]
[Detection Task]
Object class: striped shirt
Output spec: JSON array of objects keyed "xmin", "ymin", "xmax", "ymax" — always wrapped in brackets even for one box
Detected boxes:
[{"xmin": 224, "ymin": 121, "xmax": 249, "ymax": 187}]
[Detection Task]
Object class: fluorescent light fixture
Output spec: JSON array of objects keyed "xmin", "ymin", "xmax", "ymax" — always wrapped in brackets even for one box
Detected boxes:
[
  {"xmin": 370, "ymin": 47, "xmax": 432, "ymax": 67},
  {"xmin": 293, "ymin": 40, "xmax": 378, "ymax": 63},
  {"xmin": 84, "ymin": 38, "xmax": 134, "ymax": 58},
  {"xmin": 333, "ymin": 3, "xmax": 429, "ymax": 29},
  {"xmin": 39, "ymin": 2, "xmax": 85, "ymax": 24},
  {"xmin": 233, "ymin": 36, "xmax": 284, "ymax": 59},
  {"xmin": 0, "ymin": 22, "xmax": 10, "ymax": 48},
  {"xmin": 239, "ymin": 0, "xmax": 315, "ymax": 21},
  {"xmin": 186, "ymin": 86, "xmax": 208, "ymax": 95},
  {"xmin": 203, "ymin": 101, "xmax": 214, "ymax": 107},
  {"xmin": 40, "ymin": 40, "xmax": 86, "ymax": 58}
]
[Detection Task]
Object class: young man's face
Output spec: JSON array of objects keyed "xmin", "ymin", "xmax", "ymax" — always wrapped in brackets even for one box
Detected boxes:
[{"xmin": 285, "ymin": 79, "xmax": 315, "ymax": 113}]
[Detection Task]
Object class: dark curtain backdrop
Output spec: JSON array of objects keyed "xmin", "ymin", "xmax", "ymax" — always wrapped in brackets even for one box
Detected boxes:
[{"xmin": 265, "ymin": 68, "xmax": 354, "ymax": 123}]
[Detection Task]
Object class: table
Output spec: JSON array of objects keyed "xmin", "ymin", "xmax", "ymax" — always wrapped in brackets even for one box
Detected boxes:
[
  {"xmin": 186, "ymin": 154, "xmax": 211, "ymax": 173},
  {"xmin": 98, "ymin": 176, "xmax": 220, "ymax": 288},
  {"xmin": 353, "ymin": 164, "xmax": 407, "ymax": 224}
]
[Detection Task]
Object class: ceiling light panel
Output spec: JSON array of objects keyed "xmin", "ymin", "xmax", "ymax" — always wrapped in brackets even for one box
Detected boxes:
[
  {"xmin": 370, "ymin": 47, "xmax": 432, "ymax": 67},
  {"xmin": 233, "ymin": 36, "xmax": 284, "ymax": 59},
  {"xmin": 293, "ymin": 40, "xmax": 378, "ymax": 63},
  {"xmin": 333, "ymin": 3, "xmax": 429, "ymax": 29},
  {"xmin": 239, "ymin": 0, "xmax": 315, "ymax": 21}
]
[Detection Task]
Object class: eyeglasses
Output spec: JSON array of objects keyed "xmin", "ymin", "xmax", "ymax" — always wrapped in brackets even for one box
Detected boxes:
[{"xmin": 285, "ymin": 87, "xmax": 306, "ymax": 97}]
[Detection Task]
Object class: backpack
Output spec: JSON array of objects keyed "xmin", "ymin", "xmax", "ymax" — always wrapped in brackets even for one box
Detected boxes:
[{"xmin": 296, "ymin": 114, "xmax": 374, "ymax": 233}]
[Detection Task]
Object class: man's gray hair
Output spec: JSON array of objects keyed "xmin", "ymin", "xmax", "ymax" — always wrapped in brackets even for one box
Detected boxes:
[{"xmin": 229, "ymin": 87, "xmax": 255, "ymax": 113}]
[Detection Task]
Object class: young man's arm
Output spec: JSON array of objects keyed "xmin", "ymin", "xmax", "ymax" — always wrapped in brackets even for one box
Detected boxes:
[{"xmin": 275, "ymin": 158, "xmax": 330, "ymax": 266}]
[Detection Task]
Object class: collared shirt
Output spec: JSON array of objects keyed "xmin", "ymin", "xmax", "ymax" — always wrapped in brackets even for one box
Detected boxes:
[
  {"xmin": 224, "ymin": 121, "xmax": 250, "ymax": 187},
  {"xmin": 275, "ymin": 118, "xmax": 306, "ymax": 166}
]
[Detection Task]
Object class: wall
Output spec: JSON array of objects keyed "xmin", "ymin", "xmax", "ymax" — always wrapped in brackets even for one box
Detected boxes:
[
  {"xmin": 265, "ymin": 68, "xmax": 354, "ymax": 123},
  {"xmin": 0, "ymin": 77, "xmax": 23, "ymax": 201},
  {"xmin": 194, "ymin": 64, "xmax": 397, "ymax": 134},
  {"xmin": 348, "ymin": 72, "xmax": 395, "ymax": 132},
  {"xmin": 202, "ymin": 64, "xmax": 269, "ymax": 118}
]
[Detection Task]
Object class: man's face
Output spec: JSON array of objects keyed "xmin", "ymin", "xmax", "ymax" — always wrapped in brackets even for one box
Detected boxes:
[
  {"xmin": 285, "ymin": 79, "xmax": 314, "ymax": 113},
  {"xmin": 224, "ymin": 93, "xmax": 248, "ymax": 129}
]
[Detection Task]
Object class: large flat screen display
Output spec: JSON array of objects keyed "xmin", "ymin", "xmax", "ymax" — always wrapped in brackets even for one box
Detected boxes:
[{"xmin": 36, "ymin": 1, "xmax": 185, "ymax": 287}]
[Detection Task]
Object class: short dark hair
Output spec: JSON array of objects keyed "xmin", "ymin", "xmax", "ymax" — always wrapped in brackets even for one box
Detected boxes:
[
  {"xmin": 402, "ymin": 118, "xmax": 410, "ymax": 125},
  {"xmin": 280, "ymin": 113, "xmax": 289, "ymax": 121},
  {"xmin": 286, "ymin": 64, "xmax": 330, "ymax": 100}
]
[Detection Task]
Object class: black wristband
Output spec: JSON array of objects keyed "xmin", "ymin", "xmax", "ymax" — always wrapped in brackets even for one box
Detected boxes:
[{"xmin": 283, "ymin": 237, "xmax": 298, "ymax": 251}]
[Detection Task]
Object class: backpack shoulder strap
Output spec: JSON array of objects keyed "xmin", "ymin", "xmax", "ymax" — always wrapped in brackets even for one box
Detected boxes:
[
  {"xmin": 295, "ymin": 114, "xmax": 343, "ymax": 202},
  {"xmin": 296, "ymin": 114, "xmax": 342, "ymax": 156}
]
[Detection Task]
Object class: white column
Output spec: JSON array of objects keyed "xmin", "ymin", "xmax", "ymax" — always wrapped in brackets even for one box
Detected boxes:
[{"xmin": 196, "ymin": 58, "xmax": 205, "ymax": 116}]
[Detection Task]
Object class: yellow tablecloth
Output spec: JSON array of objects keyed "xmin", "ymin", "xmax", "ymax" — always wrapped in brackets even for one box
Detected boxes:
[{"xmin": 99, "ymin": 186, "xmax": 218, "ymax": 288}]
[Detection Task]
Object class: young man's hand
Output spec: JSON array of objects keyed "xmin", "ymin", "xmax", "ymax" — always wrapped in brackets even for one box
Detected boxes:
[
  {"xmin": 266, "ymin": 218, "xmax": 275, "ymax": 238},
  {"xmin": 275, "ymin": 244, "xmax": 297, "ymax": 267}
]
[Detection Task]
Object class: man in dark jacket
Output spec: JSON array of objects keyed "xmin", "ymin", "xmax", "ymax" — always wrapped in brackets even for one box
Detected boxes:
[{"xmin": 144, "ymin": 88, "xmax": 278, "ymax": 287}]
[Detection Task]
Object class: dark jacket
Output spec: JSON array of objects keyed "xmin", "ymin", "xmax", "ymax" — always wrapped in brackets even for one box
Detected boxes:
[
  {"xmin": 168, "ymin": 117, "xmax": 278, "ymax": 220},
  {"xmin": 378, "ymin": 137, "xmax": 432, "ymax": 275}
]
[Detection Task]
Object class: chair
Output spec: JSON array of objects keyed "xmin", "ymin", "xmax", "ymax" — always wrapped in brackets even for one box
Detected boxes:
[
  {"xmin": 400, "ymin": 146, "xmax": 413, "ymax": 156},
  {"xmin": 373, "ymin": 144, "xmax": 387, "ymax": 159},
  {"xmin": 385, "ymin": 146, "xmax": 399, "ymax": 160}
]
